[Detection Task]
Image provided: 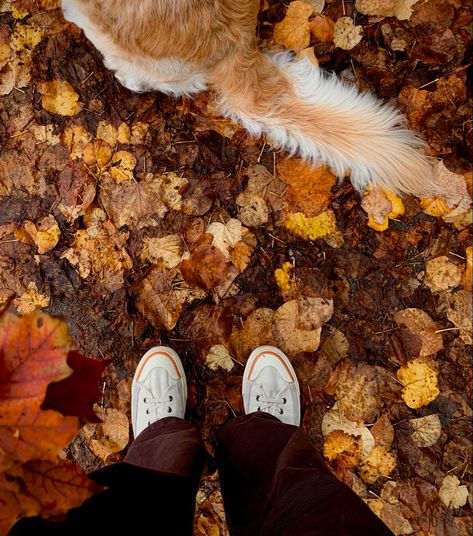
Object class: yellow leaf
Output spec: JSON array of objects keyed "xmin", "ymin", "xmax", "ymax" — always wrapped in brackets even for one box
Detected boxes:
[
  {"xmin": 273, "ymin": 1, "xmax": 315, "ymax": 52},
  {"xmin": 323, "ymin": 430, "xmax": 362, "ymax": 469},
  {"xmin": 96, "ymin": 121, "xmax": 118, "ymax": 146},
  {"xmin": 283, "ymin": 209, "xmax": 338, "ymax": 240},
  {"xmin": 38, "ymin": 80, "xmax": 83, "ymax": 116},
  {"xmin": 359, "ymin": 446, "xmax": 396, "ymax": 484},
  {"xmin": 419, "ymin": 197, "xmax": 452, "ymax": 217},
  {"xmin": 385, "ymin": 190, "xmax": 405, "ymax": 218},
  {"xmin": 438, "ymin": 475, "xmax": 469, "ymax": 509},
  {"xmin": 205, "ymin": 344, "xmax": 234, "ymax": 372},
  {"xmin": 275, "ymin": 262, "xmax": 294, "ymax": 293},
  {"xmin": 61, "ymin": 125, "xmax": 92, "ymax": 160},
  {"xmin": 367, "ymin": 215, "xmax": 389, "ymax": 231},
  {"xmin": 82, "ymin": 140, "xmax": 113, "ymax": 170},
  {"xmin": 11, "ymin": 4, "xmax": 29, "ymax": 19},
  {"xmin": 13, "ymin": 283, "xmax": 50, "ymax": 315},
  {"xmin": 397, "ymin": 359, "xmax": 439, "ymax": 409},
  {"xmin": 109, "ymin": 151, "xmax": 136, "ymax": 183},
  {"xmin": 10, "ymin": 22, "xmax": 44, "ymax": 51}
]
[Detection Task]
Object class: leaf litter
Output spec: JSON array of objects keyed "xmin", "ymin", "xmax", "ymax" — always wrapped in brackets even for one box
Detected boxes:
[{"xmin": 0, "ymin": 0, "xmax": 471, "ymax": 534}]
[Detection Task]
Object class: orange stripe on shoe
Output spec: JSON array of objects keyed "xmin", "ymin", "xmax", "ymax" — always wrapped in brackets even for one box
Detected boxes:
[
  {"xmin": 135, "ymin": 351, "xmax": 181, "ymax": 382},
  {"xmin": 247, "ymin": 350, "xmax": 295, "ymax": 382}
]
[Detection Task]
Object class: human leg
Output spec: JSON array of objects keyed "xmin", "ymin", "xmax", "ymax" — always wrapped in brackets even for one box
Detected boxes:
[{"xmin": 216, "ymin": 346, "xmax": 393, "ymax": 536}]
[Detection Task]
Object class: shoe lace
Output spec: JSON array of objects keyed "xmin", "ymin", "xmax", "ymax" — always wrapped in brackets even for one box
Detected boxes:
[
  {"xmin": 254, "ymin": 384, "xmax": 289, "ymax": 417},
  {"xmin": 143, "ymin": 395, "xmax": 174, "ymax": 425}
]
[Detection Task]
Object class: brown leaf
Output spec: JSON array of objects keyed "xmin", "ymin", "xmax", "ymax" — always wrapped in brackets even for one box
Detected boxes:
[
  {"xmin": 394, "ymin": 308, "xmax": 443, "ymax": 357},
  {"xmin": 135, "ymin": 267, "xmax": 206, "ymax": 330},
  {"xmin": 325, "ymin": 360, "xmax": 386, "ymax": 423},
  {"xmin": 180, "ymin": 234, "xmax": 232, "ymax": 291}
]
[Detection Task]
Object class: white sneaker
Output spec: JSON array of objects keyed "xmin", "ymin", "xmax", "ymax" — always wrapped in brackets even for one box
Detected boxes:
[
  {"xmin": 242, "ymin": 346, "xmax": 300, "ymax": 426},
  {"xmin": 131, "ymin": 346, "xmax": 187, "ymax": 437}
]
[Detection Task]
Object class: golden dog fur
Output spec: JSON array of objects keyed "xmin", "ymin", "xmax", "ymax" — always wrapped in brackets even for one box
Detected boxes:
[{"xmin": 62, "ymin": 0, "xmax": 438, "ymax": 196}]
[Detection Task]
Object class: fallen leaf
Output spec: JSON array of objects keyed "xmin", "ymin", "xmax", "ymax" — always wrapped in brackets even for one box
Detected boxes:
[
  {"xmin": 10, "ymin": 21, "xmax": 44, "ymax": 52},
  {"xmin": 229, "ymin": 308, "xmax": 276, "ymax": 363},
  {"xmin": 83, "ymin": 407, "xmax": 129, "ymax": 460},
  {"xmin": 274, "ymin": 262, "xmax": 295, "ymax": 294},
  {"xmin": 296, "ymin": 296, "xmax": 333, "ymax": 331},
  {"xmin": 397, "ymin": 359, "xmax": 439, "ymax": 409},
  {"xmin": 135, "ymin": 267, "xmax": 206, "ymax": 331},
  {"xmin": 273, "ymin": 1, "xmax": 315, "ymax": 52},
  {"xmin": 370, "ymin": 414, "xmax": 394, "ymax": 450},
  {"xmin": 180, "ymin": 234, "xmax": 232, "ymax": 291},
  {"xmin": 16, "ymin": 215, "xmax": 61, "ymax": 254},
  {"xmin": 206, "ymin": 219, "xmax": 243, "ymax": 260},
  {"xmin": 13, "ymin": 282, "xmax": 49, "ymax": 315},
  {"xmin": 108, "ymin": 150, "xmax": 136, "ymax": 183},
  {"xmin": 99, "ymin": 173, "xmax": 168, "ymax": 229},
  {"xmin": 82, "ymin": 140, "xmax": 113, "ymax": 170},
  {"xmin": 333, "ymin": 17, "xmax": 363, "ymax": 50},
  {"xmin": 424, "ymin": 256, "xmax": 462, "ymax": 293},
  {"xmin": 462, "ymin": 246, "xmax": 472, "ymax": 290},
  {"xmin": 355, "ymin": 0, "xmax": 419, "ymax": 19},
  {"xmin": 445, "ymin": 290, "xmax": 472, "ymax": 345},
  {"xmin": 409, "ymin": 414, "xmax": 442, "ymax": 447},
  {"xmin": 323, "ymin": 429, "xmax": 363, "ymax": 469},
  {"xmin": 394, "ymin": 308, "xmax": 443, "ymax": 357},
  {"xmin": 361, "ymin": 187, "xmax": 405, "ymax": 231},
  {"xmin": 283, "ymin": 209, "xmax": 338, "ymax": 241},
  {"xmin": 96, "ymin": 121, "xmax": 130, "ymax": 146},
  {"xmin": 438, "ymin": 475, "xmax": 469, "ymax": 509},
  {"xmin": 309, "ymin": 15, "xmax": 335, "ymax": 42},
  {"xmin": 321, "ymin": 403, "xmax": 375, "ymax": 459},
  {"xmin": 272, "ymin": 298, "xmax": 330, "ymax": 356},
  {"xmin": 359, "ymin": 446, "xmax": 396, "ymax": 484},
  {"xmin": 432, "ymin": 161, "xmax": 472, "ymax": 217},
  {"xmin": 38, "ymin": 80, "xmax": 83, "ymax": 116},
  {"xmin": 325, "ymin": 360, "xmax": 385, "ymax": 423},
  {"xmin": 140, "ymin": 234, "xmax": 184, "ymax": 268},
  {"xmin": 0, "ymin": 311, "xmax": 78, "ymax": 463},
  {"xmin": 236, "ymin": 190, "xmax": 269, "ymax": 227},
  {"xmin": 61, "ymin": 219, "xmax": 133, "ymax": 292},
  {"xmin": 205, "ymin": 345, "xmax": 234, "ymax": 372},
  {"xmin": 3, "ymin": 460, "xmax": 99, "ymax": 532},
  {"xmin": 277, "ymin": 159, "xmax": 335, "ymax": 217},
  {"xmin": 42, "ymin": 350, "xmax": 109, "ymax": 423}
]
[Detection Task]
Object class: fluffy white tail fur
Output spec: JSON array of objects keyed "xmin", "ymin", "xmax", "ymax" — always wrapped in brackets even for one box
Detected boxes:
[{"xmin": 210, "ymin": 50, "xmax": 437, "ymax": 196}]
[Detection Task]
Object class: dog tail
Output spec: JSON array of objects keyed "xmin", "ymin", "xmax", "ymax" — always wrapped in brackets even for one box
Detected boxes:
[{"xmin": 208, "ymin": 47, "xmax": 438, "ymax": 197}]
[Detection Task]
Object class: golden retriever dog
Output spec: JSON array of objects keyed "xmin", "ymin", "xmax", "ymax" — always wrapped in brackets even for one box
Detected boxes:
[{"xmin": 61, "ymin": 0, "xmax": 437, "ymax": 196}]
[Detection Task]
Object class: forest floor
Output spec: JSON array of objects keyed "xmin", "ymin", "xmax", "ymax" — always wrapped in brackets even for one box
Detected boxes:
[{"xmin": 0, "ymin": 0, "xmax": 472, "ymax": 534}]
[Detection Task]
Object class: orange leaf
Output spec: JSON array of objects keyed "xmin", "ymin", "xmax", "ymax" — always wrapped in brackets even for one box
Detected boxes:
[{"xmin": 0, "ymin": 311, "xmax": 79, "ymax": 462}]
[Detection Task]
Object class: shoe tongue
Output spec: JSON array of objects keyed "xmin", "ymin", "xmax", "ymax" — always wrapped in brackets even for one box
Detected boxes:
[
  {"xmin": 257, "ymin": 366, "xmax": 287, "ymax": 396},
  {"xmin": 145, "ymin": 368, "xmax": 170, "ymax": 397}
]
